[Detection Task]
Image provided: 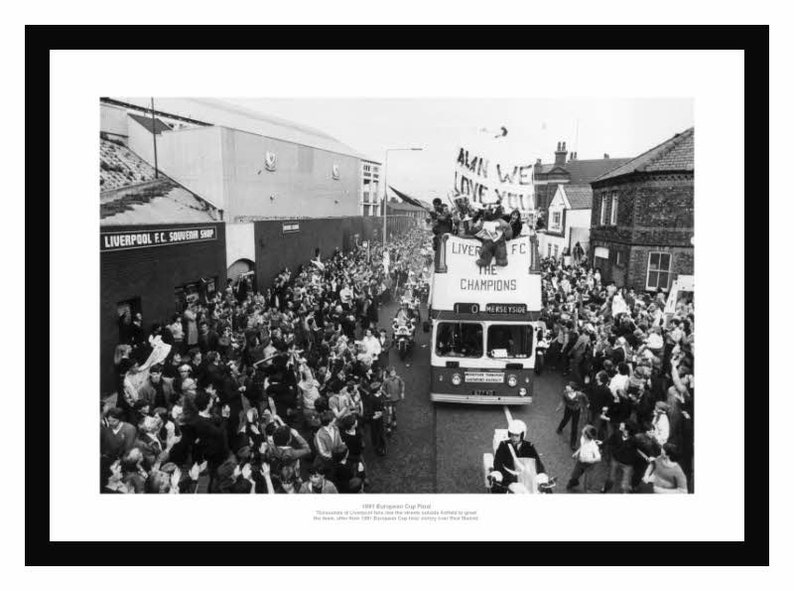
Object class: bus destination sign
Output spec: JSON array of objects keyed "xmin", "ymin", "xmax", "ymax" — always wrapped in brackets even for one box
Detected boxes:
[
  {"xmin": 485, "ymin": 303, "xmax": 527, "ymax": 314},
  {"xmin": 454, "ymin": 303, "xmax": 527, "ymax": 315}
]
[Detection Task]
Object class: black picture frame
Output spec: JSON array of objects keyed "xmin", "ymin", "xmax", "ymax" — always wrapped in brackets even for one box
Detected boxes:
[{"xmin": 28, "ymin": 24, "xmax": 768, "ymax": 566}]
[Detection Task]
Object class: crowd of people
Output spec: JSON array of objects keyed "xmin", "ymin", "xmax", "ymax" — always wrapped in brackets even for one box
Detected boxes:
[
  {"xmin": 536, "ymin": 254, "xmax": 695, "ymax": 493},
  {"xmin": 101, "ymin": 227, "xmax": 430, "ymax": 494},
  {"xmin": 101, "ymin": 204, "xmax": 694, "ymax": 496}
]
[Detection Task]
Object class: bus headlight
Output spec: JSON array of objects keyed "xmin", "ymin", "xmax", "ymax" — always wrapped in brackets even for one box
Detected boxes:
[
  {"xmin": 451, "ymin": 373, "xmax": 462, "ymax": 386},
  {"xmin": 507, "ymin": 374, "xmax": 518, "ymax": 387},
  {"xmin": 518, "ymin": 387, "xmax": 528, "ymax": 397}
]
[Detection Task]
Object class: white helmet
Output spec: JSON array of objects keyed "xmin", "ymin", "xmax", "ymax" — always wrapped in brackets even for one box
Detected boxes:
[
  {"xmin": 507, "ymin": 420, "xmax": 527, "ymax": 436},
  {"xmin": 488, "ymin": 471, "xmax": 503, "ymax": 483}
]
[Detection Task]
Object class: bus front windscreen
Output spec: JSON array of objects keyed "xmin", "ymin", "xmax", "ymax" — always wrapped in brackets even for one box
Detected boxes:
[
  {"xmin": 487, "ymin": 324, "xmax": 534, "ymax": 359},
  {"xmin": 435, "ymin": 322, "xmax": 483, "ymax": 358}
]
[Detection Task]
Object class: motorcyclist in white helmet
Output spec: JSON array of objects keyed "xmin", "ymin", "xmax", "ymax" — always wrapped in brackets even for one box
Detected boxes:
[{"xmin": 492, "ymin": 419, "xmax": 547, "ymax": 489}]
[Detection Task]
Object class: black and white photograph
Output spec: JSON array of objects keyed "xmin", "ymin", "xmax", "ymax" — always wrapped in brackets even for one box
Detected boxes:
[
  {"xmin": 20, "ymin": 19, "xmax": 774, "ymax": 574},
  {"xmin": 98, "ymin": 97, "xmax": 695, "ymax": 497}
]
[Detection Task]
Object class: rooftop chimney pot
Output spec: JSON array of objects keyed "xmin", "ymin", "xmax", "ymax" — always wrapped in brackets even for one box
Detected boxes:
[{"xmin": 554, "ymin": 140, "xmax": 568, "ymax": 167}]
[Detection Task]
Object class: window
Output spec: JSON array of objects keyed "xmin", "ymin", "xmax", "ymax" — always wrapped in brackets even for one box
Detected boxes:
[
  {"xmin": 547, "ymin": 244, "xmax": 552, "ymax": 257},
  {"xmin": 646, "ymin": 252, "xmax": 672, "ymax": 290},
  {"xmin": 435, "ymin": 322, "xmax": 484, "ymax": 358},
  {"xmin": 600, "ymin": 195, "xmax": 608, "ymax": 225},
  {"xmin": 553, "ymin": 244, "xmax": 559, "ymax": 258},
  {"xmin": 487, "ymin": 324, "xmax": 534, "ymax": 359},
  {"xmin": 616, "ymin": 250, "xmax": 625, "ymax": 266},
  {"xmin": 552, "ymin": 211, "xmax": 562, "ymax": 229},
  {"xmin": 610, "ymin": 193, "xmax": 619, "ymax": 225}
]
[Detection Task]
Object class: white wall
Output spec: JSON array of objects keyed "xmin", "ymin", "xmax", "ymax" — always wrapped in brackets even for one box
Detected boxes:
[
  {"xmin": 538, "ymin": 232, "xmax": 566, "ymax": 259},
  {"xmin": 565, "ymin": 209, "xmax": 592, "ymax": 246},
  {"xmin": 220, "ymin": 127, "xmax": 360, "ymax": 221},
  {"xmin": 155, "ymin": 126, "xmax": 226, "ymax": 210},
  {"xmin": 100, "ymin": 104, "xmax": 128, "ymax": 138},
  {"xmin": 127, "ymin": 116, "xmax": 156, "ymax": 165},
  {"xmin": 547, "ymin": 187, "xmax": 566, "ymax": 234},
  {"xmin": 225, "ymin": 223, "xmax": 256, "ymax": 268}
]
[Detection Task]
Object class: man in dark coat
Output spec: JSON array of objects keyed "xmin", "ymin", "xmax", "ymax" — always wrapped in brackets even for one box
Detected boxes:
[{"xmin": 493, "ymin": 420, "xmax": 547, "ymax": 488}]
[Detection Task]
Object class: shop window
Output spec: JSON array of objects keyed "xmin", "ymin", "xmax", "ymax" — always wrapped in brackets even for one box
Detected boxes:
[{"xmin": 646, "ymin": 252, "xmax": 672, "ymax": 291}]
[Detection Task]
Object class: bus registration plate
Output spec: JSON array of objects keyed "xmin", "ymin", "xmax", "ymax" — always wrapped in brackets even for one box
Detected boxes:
[
  {"xmin": 465, "ymin": 372, "xmax": 504, "ymax": 383},
  {"xmin": 472, "ymin": 389, "xmax": 496, "ymax": 396}
]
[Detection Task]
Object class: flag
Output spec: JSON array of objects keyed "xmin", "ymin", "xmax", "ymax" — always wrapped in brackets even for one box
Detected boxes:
[{"xmin": 388, "ymin": 186, "xmax": 431, "ymax": 212}]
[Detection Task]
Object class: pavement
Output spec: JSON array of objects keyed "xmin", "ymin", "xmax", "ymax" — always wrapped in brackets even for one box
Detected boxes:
[{"xmin": 360, "ymin": 298, "xmax": 613, "ymax": 494}]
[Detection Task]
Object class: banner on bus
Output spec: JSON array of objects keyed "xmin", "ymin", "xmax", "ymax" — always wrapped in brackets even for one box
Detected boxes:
[{"xmin": 452, "ymin": 145, "xmax": 535, "ymax": 212}]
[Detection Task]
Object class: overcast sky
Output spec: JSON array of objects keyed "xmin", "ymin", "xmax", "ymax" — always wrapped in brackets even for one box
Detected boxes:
[{"xmin": 226, "ymin": 98, "xmax": 693, "ymax": 200}]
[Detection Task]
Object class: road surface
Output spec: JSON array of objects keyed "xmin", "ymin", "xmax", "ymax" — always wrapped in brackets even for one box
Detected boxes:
[{"xmin": 360, "ymin": 299, "xmax": 611, "ymax": 494}]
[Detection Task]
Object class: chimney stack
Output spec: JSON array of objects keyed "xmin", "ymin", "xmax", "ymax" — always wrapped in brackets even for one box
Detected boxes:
[{"xmin": 554, "ymin": 140, "xmax": 568, "ymax": 167}]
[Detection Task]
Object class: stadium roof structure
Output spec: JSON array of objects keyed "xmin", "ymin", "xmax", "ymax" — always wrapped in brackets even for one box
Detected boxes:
[{"xmin": 111, "ymin": 97, "xmax": 367, "ymax": 160}]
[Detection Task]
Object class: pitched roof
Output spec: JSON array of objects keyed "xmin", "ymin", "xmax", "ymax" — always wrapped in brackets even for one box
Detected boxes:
[
  {"xmin": 564, "ymin": 157, "xmax": 634, "ymax": 184},
  {"xmin": 100, "ymin": 138, "xmax": 157, "ymax": 191},
  {"xmin": 128, "ymin": 113, "xmax": 172, "ymax": 134},
  {"xmin": 593, "ymin": 127, "xmax": 694, "ymax": 183},
  {"xmin": 562, "ymin": 184, "xmax": 593, "ymax": 210},
  {"xmin": 100, "ymin": 178, "xmax": 221, "ymax": 225},
  {"xmin": 101, "ymin": 136, "xmax": 221, "ymax": 224},
  {"xmin": 112, "ymin": 97, "xmax": 367, "ymax": 159}
]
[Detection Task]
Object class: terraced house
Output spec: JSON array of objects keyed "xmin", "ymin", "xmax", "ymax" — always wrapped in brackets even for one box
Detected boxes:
[{"xmin": 588, "ymin": 127, "xmax": 694, "ymax": 291}]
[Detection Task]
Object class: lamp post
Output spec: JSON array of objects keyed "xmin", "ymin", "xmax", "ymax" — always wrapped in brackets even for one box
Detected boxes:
[{"xmin": 382, "ymin": 147, "xmax": 423, "ymax": 248}]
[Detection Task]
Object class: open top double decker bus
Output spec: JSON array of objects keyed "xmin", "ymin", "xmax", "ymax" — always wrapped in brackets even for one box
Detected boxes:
[{"xmin": 428, "ymin": 232, "xmax": 543, "ymax": 404}]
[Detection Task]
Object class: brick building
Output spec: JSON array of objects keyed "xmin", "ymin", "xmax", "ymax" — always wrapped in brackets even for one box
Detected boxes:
[
  {"xmin": 533, "ymin": 141, "xmax": 631, "ymax": 223},
  {"xmin": 588, "ymin": 127, "xmax": 694, "ymax": 291},
  {"xmin": 100, "ymin": 164, "xmax": 227, "ymax": 394}
]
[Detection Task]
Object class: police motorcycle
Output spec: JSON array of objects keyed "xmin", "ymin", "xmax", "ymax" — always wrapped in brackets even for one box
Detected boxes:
[
  {"xmin": 392, "ymin": 303, "xmax": 417, "ymax": 361},
  {"xmin": 483, "ymin": 420, "xmax": 557, "ymax": 494}
]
